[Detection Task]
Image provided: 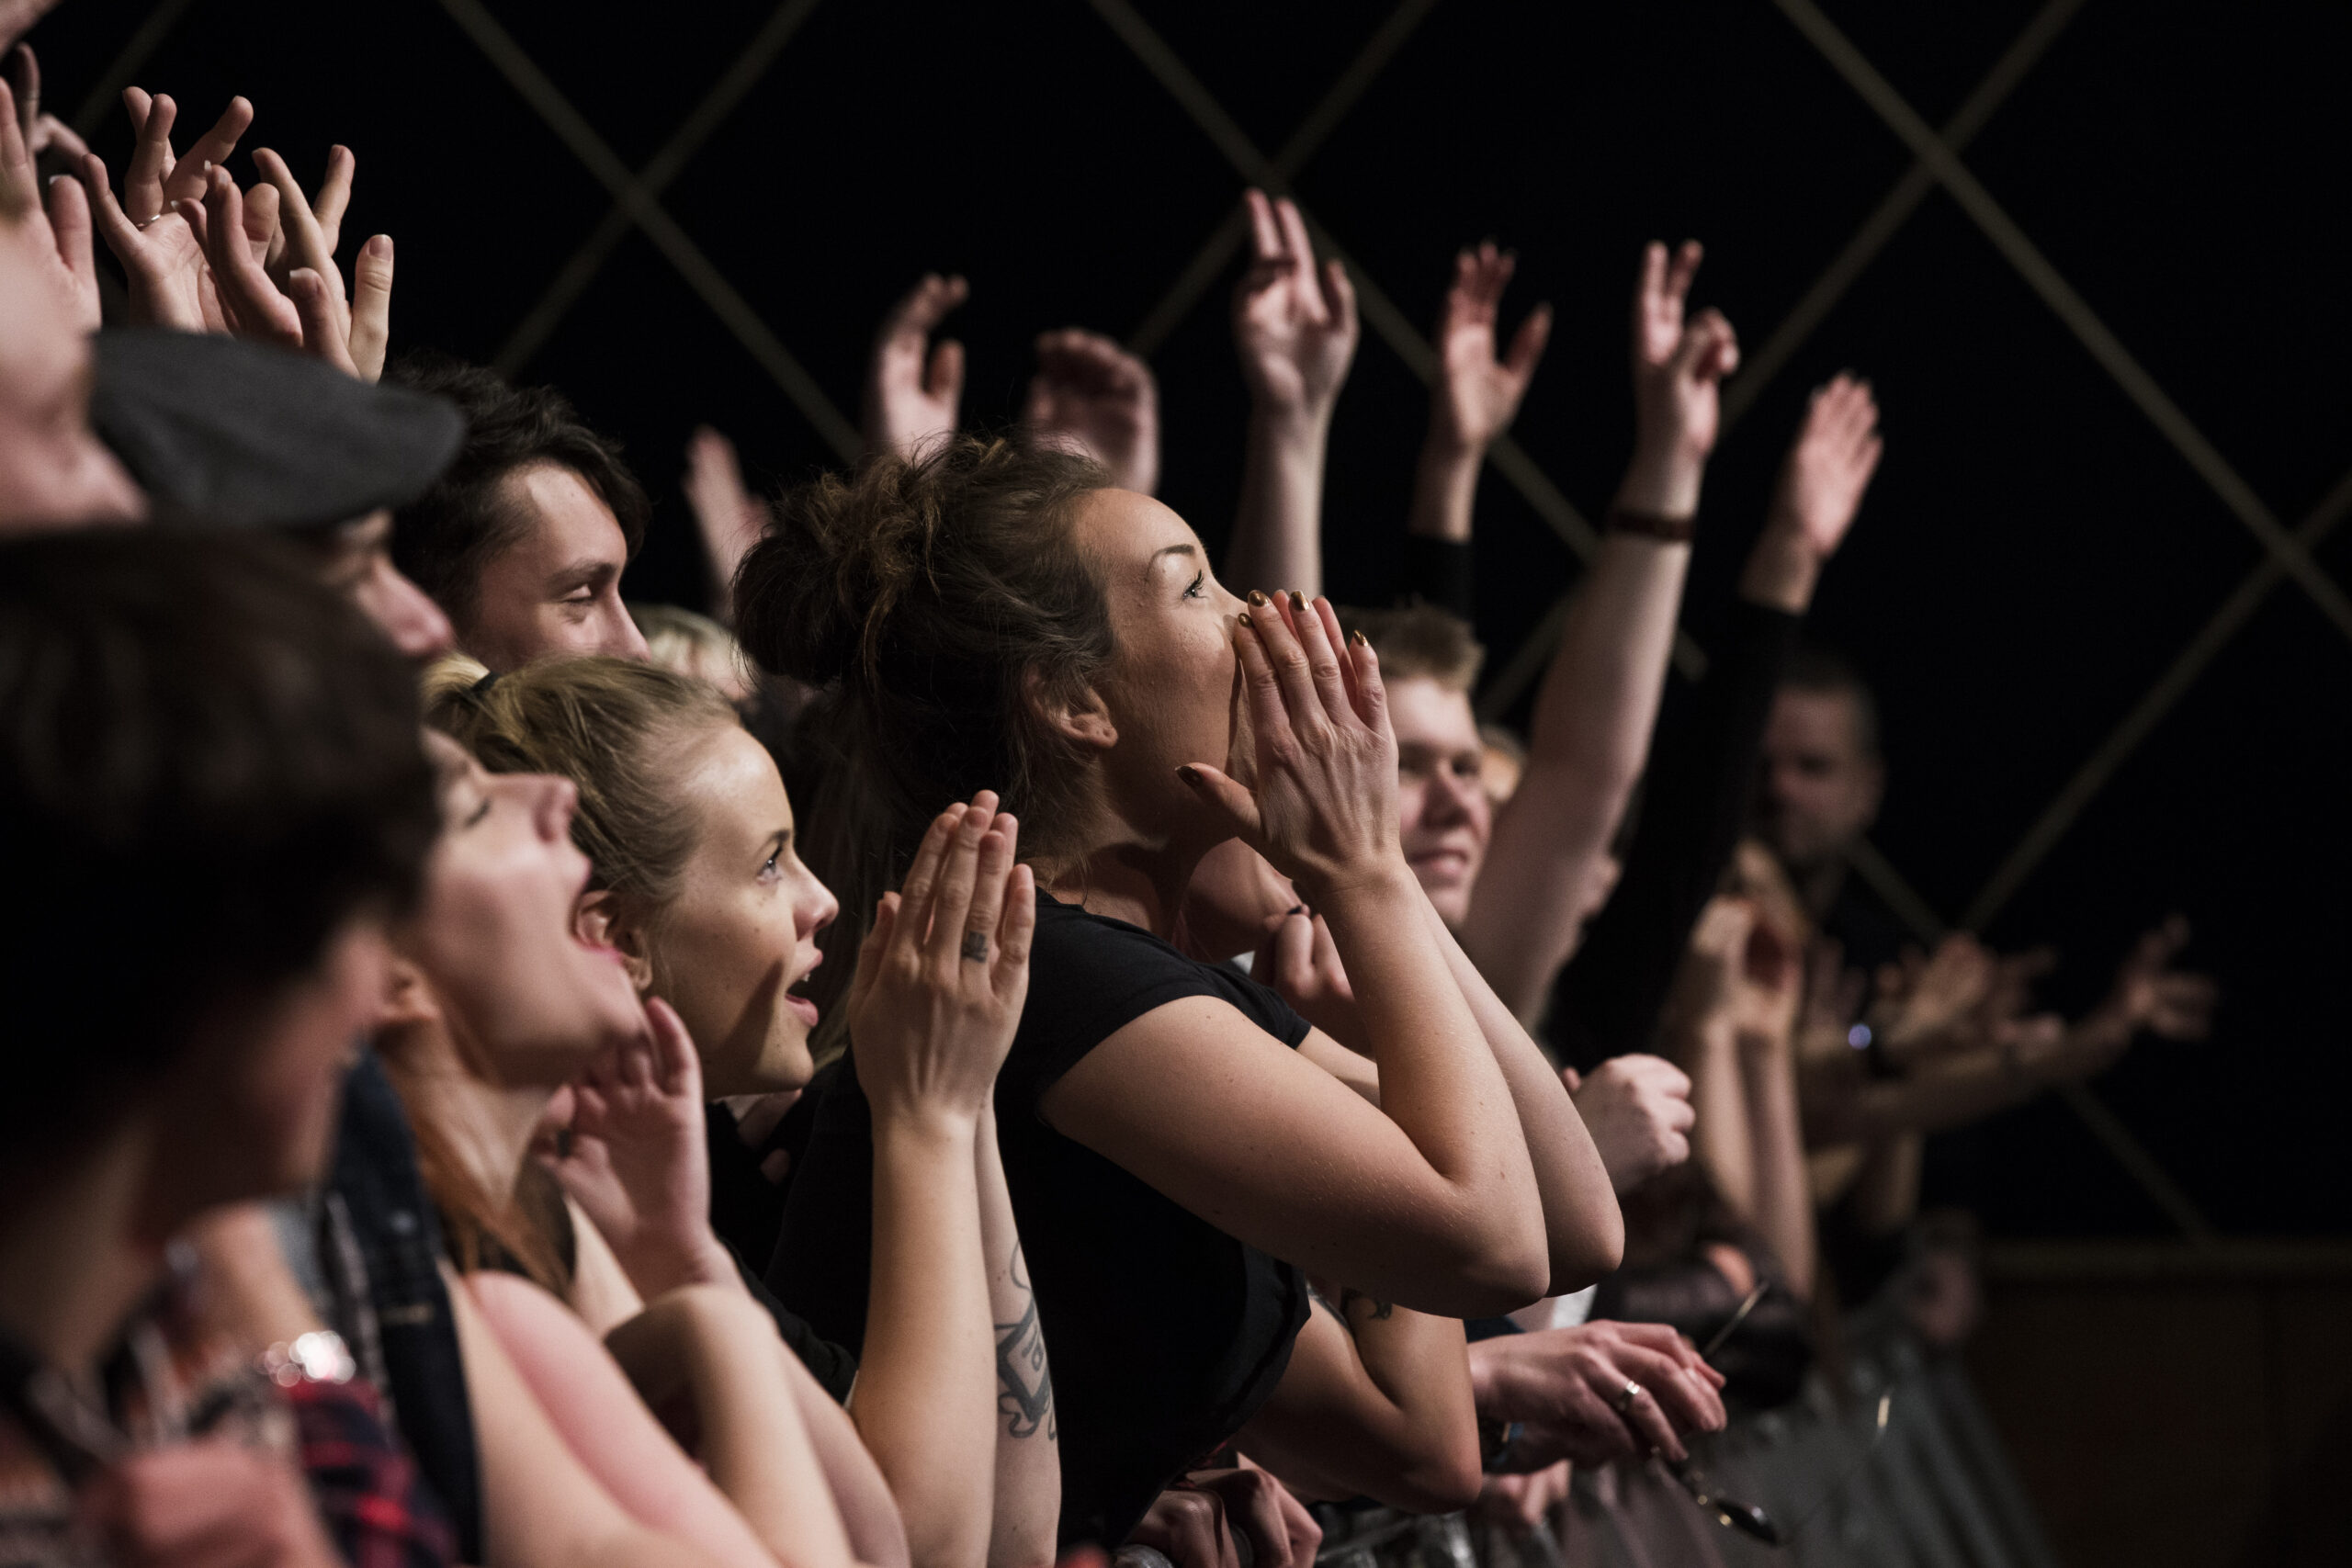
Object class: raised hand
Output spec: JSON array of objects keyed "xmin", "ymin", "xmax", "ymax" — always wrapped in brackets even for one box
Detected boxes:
[
  {"xmin": 1564, "ymin": 1054, "xmax": 1694, "ymax": 1193},
  {"xmin": 7, "ymin": 44, "xmax": 85, "ymax": 172},
  {"xmin": 684, "ymin": 426, "xmax": 770, "ymax": 619},
  {"xmin": 0, "ymin": 76, "xmax": 96, "ymax": 329},
  {"xmin": 847, "ymin": 791, "xmax": 1035, "ymax": 1124},
  {"xmin": 1771, "ymin": 373, "xmax": 1883, "ymax": 553},
  {"xmin": 1430, "ymin": 242, "xmax": 1551, "ymax": 455},
  {"xmin": 1023, "ymin": 328, "xmax": 1160, "ymax": 494},
  {"xmin": 1178, "ymin": 592, "xmax": 1400, "ymax": 905},
  {"xmin": 1232, "ymin": 190, "xmax": 1358, "ymax": 423},
  {"xmin": 541, "ymin": 997, "xmax": 737, "ymax": 1299},
  {"xmin": 863, "ymin": 272, "xmax": 967, "ymax": 459},
  {"xmin": 80, "ymin": 151, "xmax": 219, "ymax": 331},
  {"xmin": 198, "ymin": 155, "xmax": 394, "ymax": 379},
  {"xmin": 2083, "ymin": 916, "xmax": 2218, "ymax": 1046},
  {"xmin": 1629, "ymin": 240, "xmax": 1737, "ymax": 465},
  {"xmin": 120, "ymin": 86, "xmax": 254, "ymax": 222}
]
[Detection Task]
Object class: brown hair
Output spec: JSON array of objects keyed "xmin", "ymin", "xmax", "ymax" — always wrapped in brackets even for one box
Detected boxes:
[
  {"xmin": 1339, "ymin": 603, "xmax": 1485, "ymax": 692},
  {"xmin": 730, "ymin": 437, "xmax": 1113, "ymax": 1048},
  {"xmin": 385, "ymin": 355, "xmax": 650, "ymax": 631}
]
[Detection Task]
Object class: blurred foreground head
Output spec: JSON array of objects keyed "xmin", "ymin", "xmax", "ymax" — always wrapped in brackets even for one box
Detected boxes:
[{"xmin": 0, "ymin": 529, "xmax": 435, "ymax": 1212}]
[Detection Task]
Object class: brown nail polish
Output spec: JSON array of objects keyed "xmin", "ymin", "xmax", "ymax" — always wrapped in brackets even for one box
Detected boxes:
[
  {"xmin": 1247, "ymin": 589, "xmax": 1271, "ymax": 607},
  {"xmin": 1288, "ymin": 590, "xmax": 1307, "ymax": 614},
  {"xmin": 1176, "ymin": 763, "xmax": 1203, "ymax": 788},
  {"xmin": 1350, "ymin": 629, "xmax": 1369, "ymax": 649}
]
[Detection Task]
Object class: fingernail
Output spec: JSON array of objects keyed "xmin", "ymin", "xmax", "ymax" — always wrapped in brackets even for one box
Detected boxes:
[
  {"xmin": 1247, "ymin": 589, "xmax": 1271, "ymax": 607},
  {"xmin": 1176, "ymin": 764, "xmax": 1203, "ymax": 788},
  {"xmin": 1287, "ymin": 590, "xmax": 1307, "ymax": 613},
  {"xmin": 1286, "ymin": 904, "xmax": 1306, "ymax": 916},
  {"xmin": 1350, "ymin": 629, "xmax": 1369, "ymax": 649}
]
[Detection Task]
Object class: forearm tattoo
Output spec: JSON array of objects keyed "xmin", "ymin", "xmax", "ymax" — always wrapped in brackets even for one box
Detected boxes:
[{"xmin": 995, "ymin": 1245, "xmax": 1056, "ymax": 1440}]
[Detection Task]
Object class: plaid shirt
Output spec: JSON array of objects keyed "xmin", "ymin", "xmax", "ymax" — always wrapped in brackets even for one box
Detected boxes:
[{"xmin": 0, "ymin": 1253, "xmax": 452, "ymax": 1568}]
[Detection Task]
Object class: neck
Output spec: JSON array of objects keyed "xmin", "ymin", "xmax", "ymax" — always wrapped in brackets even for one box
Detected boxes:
[
  {"xmin": 399, "ymin": 1018, "xmax": 557, "ymax": 1203},
  {"xmin": 1045, "ymin": 833, "xmax": 1210, "ymax": 938},
  {"xmin": 0, "ymin": 1122, "xmax": 171, "ymax": 1375}
]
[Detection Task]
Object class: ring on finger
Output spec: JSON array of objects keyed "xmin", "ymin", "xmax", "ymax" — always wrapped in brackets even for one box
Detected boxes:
[
  {"xmin": 960, "ymin": 930, "xmax": 989, "ymax": 964},
  {"xmin": 1614, "ymin": 1380, "xmax": 1643, "ymax": 1416}
]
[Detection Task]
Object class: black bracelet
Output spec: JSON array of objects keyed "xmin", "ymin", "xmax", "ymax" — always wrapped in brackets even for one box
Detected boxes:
[{"xmin": 1604, "ymin": 504, "xmax": 1696, "ymax": 543}]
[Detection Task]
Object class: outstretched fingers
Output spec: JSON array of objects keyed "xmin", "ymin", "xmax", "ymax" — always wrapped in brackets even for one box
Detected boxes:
[
  {"xmin": 1248, "ymin": 592, "xmax": 1328, "ymax": 739},
  {"xmin": 642, "ymin": 998, "xmax": 704, "ymax": 1100},
  {"xmin": 348, "ymin": 233, "xmax": 393, "ymax": 382},
  {"xmin": 121, "ymin": 87, "xmax": 174, "ymax": 219},
  {"xmin": 992, "ymin": 862, "xmax": 1036, "ymax": 1002},
  {"xmin": 1281, "ymin": 590, "xmax": 1353, "ymax": 728},
  {"xmin": 892, "ymin": 805, "xmax": 966, "ymax": 960},
  {"xmin": 922, "ymin": 790, "xmax": 998, "ymax": 972},
  {"xmin": 170, "ymin": 95, "xmax": 251, "ymax": 202}
]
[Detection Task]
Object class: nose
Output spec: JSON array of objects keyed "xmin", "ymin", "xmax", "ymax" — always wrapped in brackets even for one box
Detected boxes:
[
  {"xmin": 1424, "ymin": 767, "xmax": 1476, "ymax": 826},
  {"xmin": 532, "ymin": 773, "xmax": 580, "ymax": 840},
  {"xmin": 605, "ymin": 602, "xmax": 652, "ymax": 663},
  {"xmin": 804, "ymin": 877, "xmax": 841, "ymax": 941},
  {"xmin": 377, "ymin": 564, "xmax": 455, "ymax": 660}
]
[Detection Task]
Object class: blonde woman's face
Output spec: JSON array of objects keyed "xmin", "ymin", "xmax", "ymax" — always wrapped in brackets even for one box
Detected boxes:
[{"xmin": 649, "ymin": 726, "xmax": 840, "ymax": 1096}]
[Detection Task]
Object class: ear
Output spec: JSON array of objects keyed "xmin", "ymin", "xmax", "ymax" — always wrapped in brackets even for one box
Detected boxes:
[
  {"xmin": 576, "ymin": 889, "xmax": 656, "ymax": 992},
  {"xmin": 379, "ymin": 956, "xmax": 442, "ymax": 1029},
  {"xmin": 1024, "ymin": 665, "xmax": 1117, "ymax": 752}
]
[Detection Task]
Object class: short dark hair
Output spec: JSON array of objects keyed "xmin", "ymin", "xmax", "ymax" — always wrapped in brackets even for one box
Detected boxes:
[
  {"xmin": 0, "ymin": 530, "xmax": 436, "ymax": 1158},
  {"xmin": 1780, "ymin": 643, "xmax": 1882, "ymax": 761},
  {"xmin": 385, "ymin": 354, "xmax": 649, "ymax": 628},
  {"xmin": 1339, "ymin": 603, "xmax": 1485, "ymax": 692}
]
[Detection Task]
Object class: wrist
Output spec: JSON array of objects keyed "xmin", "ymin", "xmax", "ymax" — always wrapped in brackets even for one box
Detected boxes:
[
  {"xmin": 870, "ymin": 1099, "xmax": 984, "ymax": 1150},
  {"xmin": 1297, "ymin": 853, "xmax": 1419, "ymax": 915},
  {"xmin": 1737, "ymin": 517, "xmax": 1823, "ymax": 612},
  {"xmin": 1615, "ymin": 438, "xmax": 1705, "ymax": 519},
  {"xmin": 1250, "ymin": 395, "xmax": 1334, "ymax": 442}
]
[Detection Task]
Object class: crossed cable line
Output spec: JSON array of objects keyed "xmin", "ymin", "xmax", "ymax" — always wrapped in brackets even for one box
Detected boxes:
[{"xmin": 81, "ymin": 0, "xmax": 2344, "ymax": 1238}]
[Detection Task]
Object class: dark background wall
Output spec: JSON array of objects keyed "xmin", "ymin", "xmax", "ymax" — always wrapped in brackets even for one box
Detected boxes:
[{"xmin": 28, "ymin": 0, "xmax": 2348, "ymax": 1238}]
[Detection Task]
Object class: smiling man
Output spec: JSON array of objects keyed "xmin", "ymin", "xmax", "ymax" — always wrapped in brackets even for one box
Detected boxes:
[{"xmin": 387, "ymin": 355, "xmax": 652, "ymax": 671}]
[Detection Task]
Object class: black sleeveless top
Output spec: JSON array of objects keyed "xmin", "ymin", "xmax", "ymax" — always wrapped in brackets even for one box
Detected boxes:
[{"xmin": 766, "ymin": 891, "xmax": 1312, "ymax": 1547}]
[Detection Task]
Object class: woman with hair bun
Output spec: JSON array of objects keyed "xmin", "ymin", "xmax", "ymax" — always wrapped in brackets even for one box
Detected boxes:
[{"xmin": 737, "ymin": 437, "xmax": 1624, "ymax": 1548}]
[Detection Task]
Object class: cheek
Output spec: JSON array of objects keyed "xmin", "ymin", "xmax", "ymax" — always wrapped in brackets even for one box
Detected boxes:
[{"xmin": 1396, "ymin": 780, "xmax": 1432, "ymax": 836}]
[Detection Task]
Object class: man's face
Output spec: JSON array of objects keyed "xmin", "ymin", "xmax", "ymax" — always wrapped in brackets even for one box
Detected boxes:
[
  {"xmin": 461, "ymin": 462, "xmax": 650, "ymax": 671},
  {"xmin": 317, "ymin": 511, "xmax": 455, "ymax": 660},
  {"xmin": 1387, "ymin": 674, "xmax": 1491, "ymax": 927},
  {"xmin": 1757, "ymin": 687, "xmax": 1883, "ymax": 873},
  {"xmin": 0, "ymin": 224, "xmax": 144, "ymax": 533}
]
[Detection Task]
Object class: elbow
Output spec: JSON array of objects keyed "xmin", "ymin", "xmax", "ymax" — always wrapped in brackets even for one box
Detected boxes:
[
  {"xmin": 1438, "ymin": 1219, "xmax": 1555, "ymax": 1319},
  {"xmin": 1545, "ymin": 1195, "xmax": 1626, "ymax": 1297},
  {"xmin": 1385, "ymin": 1427, "xmax": 1486, "ymax": 1516}
]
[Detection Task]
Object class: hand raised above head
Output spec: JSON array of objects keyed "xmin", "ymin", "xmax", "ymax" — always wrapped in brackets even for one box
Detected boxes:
[
  {"xmin": 1024, "ymin": 327, "xmax": 1160, "ymax": 495},
  {"xmin": 1232, "ymin": 188, "xmax": 1358, "ymax": 422},
  {"xmin": 1430, "ymin": 241, "xmax": 1551, "ymax": 455},
  {"xmin": 1770, "ymin": 372, "xmax": 1883, "ymax": 559},
  {"xmin": 120, "ymin": 86, "xmax": 254, "ymax": 222},
  {"xmin": 1177, "ymin": 592, "xmax": 1401, "ymax": 906},
  {"xmin": 863, "ymin": 271, "xmax": 967, "ymax": 458},
  {"xmin": 848, "ymin": 790, "xmax": 1034, "ymax": 1124},
  {"xmin": 0, "ymin": 77, "xmax": 96, "ymax": 329},
  {"xmin": 1628, "ymin": 239, "xmax": 1737, "ymax": 464}
]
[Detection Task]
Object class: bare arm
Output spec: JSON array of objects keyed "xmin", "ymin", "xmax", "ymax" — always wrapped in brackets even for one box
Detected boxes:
[
  {"xmin": 450, "ymin": 1269, "xmax": 768, "ymax": 1568},
  {"xmin": 1461, "ymin": 242, "xmax": 1736, "ymax": 1019},
  {"xmin": 976, "ymin": 1106, "xmax": 1059, "ymax": 1568},
  {"xmin": 1053, "ymin": 596, "xmax": 1558, "ymax": 1314},
  {"xmin": 1237, "ymin": 1291, "xmax": 1481, "ymax": 1514},
  {"xmin": 1224, "ymin": 191, "xmax": 1357, "ymax": 598},
  {"xmin": 1737, "ymin": 1021, "xmax": 1816, "ymax": 1300},
  {"xmin": 848, "ymin": 800, "xmax": 1038, "ymax": 1568},
  {"xmin": 863, "ymin": 274, "xmax": 967, "ymax": 459}
]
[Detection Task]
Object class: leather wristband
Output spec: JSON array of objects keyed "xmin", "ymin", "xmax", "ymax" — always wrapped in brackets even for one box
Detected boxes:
[{"xmin": 1604, "ymin": 504, "xmax": 1696, "ymax": 543}]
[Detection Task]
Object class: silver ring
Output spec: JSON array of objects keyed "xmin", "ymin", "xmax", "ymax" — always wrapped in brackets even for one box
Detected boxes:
[
  {"xmin": 1614, "ymin": 1380, "xmax": 1643, "ymax": 1415},
  {"xmin": 135, "ymin": 208, "xmax": 175, "ymax": 229},
  {"xmin": 959, "ymin": 930, "xmax": 989, "ymax": 964}
]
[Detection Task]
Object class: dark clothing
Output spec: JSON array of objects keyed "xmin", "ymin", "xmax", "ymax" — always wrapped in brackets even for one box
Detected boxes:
[
  {"xmin": 707, "ymin": 1100, "xmax": 860, "ymax": 1402},
  {"xmin": 328, "ymin": 1052, "xmax": 481, "ymax": 1564},
  {"xmin": 1818, "ymin": 872, "xmax": 1915, "ymax": 978},
  {"xmin": 767, "ymin": 892, "xmax": 1313, "ymax": 1549},
  {"xmin": 1549, "ymin": 599, "xmax": 1803, "ymax": 1070},
  {"xmin": 1397, "ymin": 535, "xmax": 1476, "ymax": 623}
]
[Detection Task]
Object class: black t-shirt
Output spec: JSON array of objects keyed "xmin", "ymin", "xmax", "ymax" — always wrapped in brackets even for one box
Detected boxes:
[{"xmin": 765, "ymin": 891, "xmax": 1313, "ymax": 1548}]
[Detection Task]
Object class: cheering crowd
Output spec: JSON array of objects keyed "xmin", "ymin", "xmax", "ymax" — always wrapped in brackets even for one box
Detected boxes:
[{"xmin": 0, "ymin": 15, "xmax": 2219, "ymax": 1567}]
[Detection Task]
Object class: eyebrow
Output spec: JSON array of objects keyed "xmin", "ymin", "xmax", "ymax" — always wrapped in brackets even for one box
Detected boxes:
[
  {"xmin": 547, "ymin": 558, "xmax": 619, "ymax": 593},
  {"xmin": 1143, "ymin": 543, "xmax": 1198, "ymax": 582}
]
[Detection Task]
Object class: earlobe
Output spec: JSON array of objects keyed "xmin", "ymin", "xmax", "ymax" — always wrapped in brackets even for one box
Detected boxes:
[{"xmin": 575, "ymin": 890, "xmax": 656, "ymax": 992}]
